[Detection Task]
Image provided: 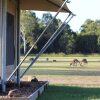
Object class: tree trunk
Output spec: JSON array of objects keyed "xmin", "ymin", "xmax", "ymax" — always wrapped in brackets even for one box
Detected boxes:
[{"xmin": 23, "ymin": 34, "xmax": 26, "ymax": 54}]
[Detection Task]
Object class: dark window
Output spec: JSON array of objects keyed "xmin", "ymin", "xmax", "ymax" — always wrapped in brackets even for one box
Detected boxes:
[{"xmin": 6, "ymin": 12, "xmax": 15, "ymax": 66}]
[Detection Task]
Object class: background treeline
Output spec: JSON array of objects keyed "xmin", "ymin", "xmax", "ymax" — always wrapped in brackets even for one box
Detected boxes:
[{"xmin": 20, "ymin": 10, "xmax": 100, "ymax": 54}]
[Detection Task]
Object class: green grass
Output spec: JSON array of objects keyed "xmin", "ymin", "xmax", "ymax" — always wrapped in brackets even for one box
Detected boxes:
[
  {"xmin": 20, "ymin": 56, "xmax": 100, "ymax": 100},
  {"xmin": 21, "ymin": 57, "xmax": 100, "ymax": 84},
  {"xmin": 37, "ymin": 85, "xmax": 100, "ymax": 100},
  {"xmin": 21, "ymin": 61, "xmax": 100, "ymax": 76}
]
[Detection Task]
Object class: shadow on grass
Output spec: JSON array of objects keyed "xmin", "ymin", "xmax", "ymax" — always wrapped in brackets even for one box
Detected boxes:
[
  {"xmin": 21, "ymin": 69, "xmax": 100, "ymax": 76},
  {"xmin": 37, "ymin": 85, "xmax": 100, "ymax": 100}
]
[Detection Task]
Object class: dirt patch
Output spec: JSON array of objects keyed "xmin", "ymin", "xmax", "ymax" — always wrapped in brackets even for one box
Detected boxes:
[{"xmin": 0, "ymin": 80, "xmax": 46, "ymax": 98}]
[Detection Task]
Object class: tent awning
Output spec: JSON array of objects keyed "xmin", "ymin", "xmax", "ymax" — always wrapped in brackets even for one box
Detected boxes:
[{"xmin": 20, "ymin": 0, "xmax": 71, "ymax": 13}]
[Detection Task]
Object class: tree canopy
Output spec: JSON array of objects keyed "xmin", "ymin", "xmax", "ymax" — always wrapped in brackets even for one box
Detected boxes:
[{"xmin": 20, "ymin": 11, "xmax": 100, "ymax": 54}]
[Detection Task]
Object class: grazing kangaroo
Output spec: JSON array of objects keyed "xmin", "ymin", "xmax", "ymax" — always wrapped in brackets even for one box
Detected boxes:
[
  {"xmin": 81, "ymin": 58, "xmax": 88, "ymax": 65},
  {"xmin": 70, "ymin": 59, "xmax": 82, "ymax": 67}
]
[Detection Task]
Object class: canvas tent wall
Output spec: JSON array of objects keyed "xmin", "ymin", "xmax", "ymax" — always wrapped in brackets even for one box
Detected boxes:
[
  {"xmin": 0, "ymin": 0, "xmax": 18, "ymax": 79},
  {"xmin": 6, "ymin": 0, "xmax": 17, "ymax": 78}
]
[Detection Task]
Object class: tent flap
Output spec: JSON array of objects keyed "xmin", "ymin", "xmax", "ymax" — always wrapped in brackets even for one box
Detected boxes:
[
  {"xmin": 47, "ymin": 0, "xmax": 71, "ymax": 13},
  {"xmin": 20, "ymin": 0, "xmax": 71, "ymax": 13}
]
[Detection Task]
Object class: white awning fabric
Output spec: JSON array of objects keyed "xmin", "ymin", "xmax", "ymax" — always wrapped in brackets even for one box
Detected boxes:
[{"xmin": 20, "ymin": 0, "xmax": 71, "ymax": 13}]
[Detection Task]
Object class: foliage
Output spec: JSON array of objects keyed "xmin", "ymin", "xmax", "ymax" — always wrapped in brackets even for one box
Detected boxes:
[
  {"xmin": 42, "ymin": 13, "xmax": 53, "ymax": 25},
  {"xmin": 76, "ymin": 35, "xmax": 98, "ymax": 53},
  {"xmin": 20, "ymin": 10, "xmax": 43, "ymax": 53},
  {"xmin": 37, "ymin": 13, "xmax": 76, "ymax": 53},
  {"xmin": 20, "ymin": 11, "xmax": 100, "ymax": 54},
  {"xmin": 20, "ymin": 10, "xmax": 39, "ymax": 46},
  {"xmin": 20, "ymin": 11, "xmax": 76, "ymax": 54},
  {"xmin": 77, "ymin": 19, "xmax": 100, "ymax": 54},
  {"xmin": 80, "ymin": 19, "xmax": 100, "ymax": 35},
  {"xmin": 20, "ymin": 11, "xmax": 37, "ymax": 35}
]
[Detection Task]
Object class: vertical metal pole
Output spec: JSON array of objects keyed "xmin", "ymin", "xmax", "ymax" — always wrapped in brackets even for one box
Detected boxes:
[
  {"xmin": 0, "ymin": 0, "xmax": 2, "ymax": 77},
  {"xmin": 1, "ymin": 0, "xmax": 7, "ymax": 92},
  {"xmin": 16, "ymin": 0, "xmax": 20, "ymax": 86}
]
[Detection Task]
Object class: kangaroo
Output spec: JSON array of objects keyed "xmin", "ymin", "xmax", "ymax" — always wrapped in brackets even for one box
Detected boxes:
[
  {"xmin": 81, "ymin": 58, "xmax": 88, "ymax": 65},
  {"xmin": 70, "ymin": 59, "xmax": 82, "ymax": 67}
]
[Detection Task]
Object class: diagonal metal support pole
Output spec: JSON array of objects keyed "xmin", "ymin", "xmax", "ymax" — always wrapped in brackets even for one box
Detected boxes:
[
  {"xmin": 7, "ymin": 0, "xmax": 69, "ymax": 81},
  {"xmin": 20, "ymin": 14, "xmax": 74, "ymax": 78}
]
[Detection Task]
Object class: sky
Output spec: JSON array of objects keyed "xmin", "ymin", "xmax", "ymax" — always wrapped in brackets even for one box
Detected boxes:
[{"xmin": 34, "ymin": 0, "xmax": 100, "ymax": 32}]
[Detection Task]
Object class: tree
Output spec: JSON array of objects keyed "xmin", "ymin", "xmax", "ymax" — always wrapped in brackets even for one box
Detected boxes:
[
  {"xmin": 76, "ymin": 35, "xmax": 98, "ymax": 53},
  {"xmin": 77, "ymin": 19, "xmax": 100, "ymax": 53},
  {"xmin": 58, "ymin": 24, "xmax": 76, "ymax": 54},
  {"xmin": 20, "ymin": 11, "xmax": 77, "ymax": 54},
  {"xmin": 42, "ymin": 13, "xmax": 52, "ymax": 24},
  {"xmin": 80, "ymin": 19, "xmax": 100, "ymax": 35},
  {"xmin": 37, "ymin": 13, "xmax": 60, "ymax": 52},
  {"xmin": 20, "ymin": 10, "xmax": 39, "ymax": 54}
]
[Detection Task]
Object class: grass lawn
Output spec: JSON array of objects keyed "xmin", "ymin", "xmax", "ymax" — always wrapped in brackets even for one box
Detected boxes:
[
  {"xmin": 37, "ymin": 85, "xmax": 100, "ymax": 100},
  {"xmin": 20, "ymin": 56, "xmax": 100, "ymax": 100}
]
